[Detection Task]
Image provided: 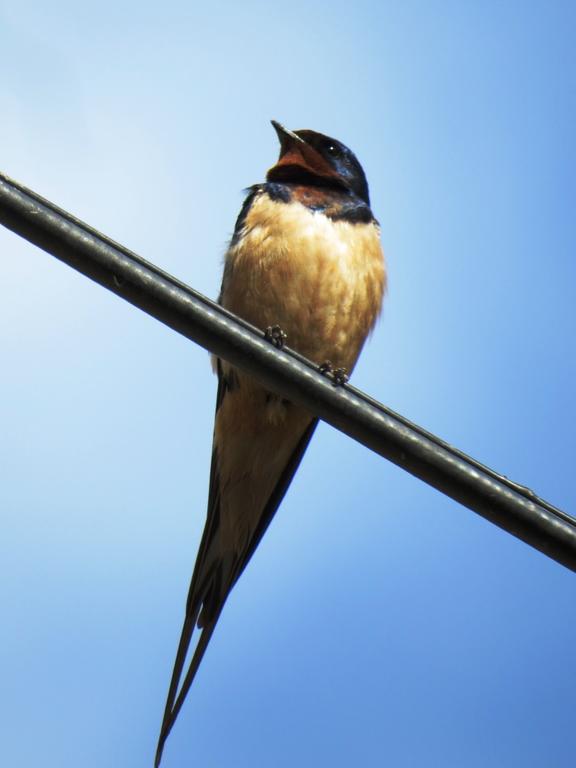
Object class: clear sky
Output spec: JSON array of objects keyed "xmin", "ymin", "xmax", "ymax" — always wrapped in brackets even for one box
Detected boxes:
[{"xmin": 1, "ymin": 2, "xmax": 575, "ymax": 767}]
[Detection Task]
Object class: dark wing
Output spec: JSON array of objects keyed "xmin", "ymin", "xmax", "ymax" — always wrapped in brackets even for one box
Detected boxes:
[
  {"xmin": 227, "ymin": 184, "xmax": 262, "ymax": 249},
  {"xmin": 154, "ymin": 362, "xmax": 317, "ymax": 767}
]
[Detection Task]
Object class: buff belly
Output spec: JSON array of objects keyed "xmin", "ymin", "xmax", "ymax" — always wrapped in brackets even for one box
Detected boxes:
[
  {"xmin": 211, "ymin": 191, "xmax": 386, "ymax": 552},
  {"xmin": 221, "ymin": 192, "xmax": 386, "ymax": 371}
]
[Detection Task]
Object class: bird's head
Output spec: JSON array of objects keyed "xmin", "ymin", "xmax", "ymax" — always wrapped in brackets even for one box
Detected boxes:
[{"xmin": 267, "ymin": 121, "xmax": 370, "ymax": 206}]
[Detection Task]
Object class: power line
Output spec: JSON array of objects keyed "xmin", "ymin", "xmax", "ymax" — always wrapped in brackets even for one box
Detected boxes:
[{"xmin": 1, "ymin": 169, "xmax": 575, "ymax": 572}]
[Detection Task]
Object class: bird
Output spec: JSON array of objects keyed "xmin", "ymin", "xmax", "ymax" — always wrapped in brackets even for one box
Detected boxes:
[{"xmin": 154, "ymin": 121, "xmax": 386, "ymax": 766}]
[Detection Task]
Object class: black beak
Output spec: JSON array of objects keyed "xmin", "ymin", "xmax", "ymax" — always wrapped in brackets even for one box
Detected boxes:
[{"xmin": 271, "ymin": 120, "xmax": 306, "ymax": 155}]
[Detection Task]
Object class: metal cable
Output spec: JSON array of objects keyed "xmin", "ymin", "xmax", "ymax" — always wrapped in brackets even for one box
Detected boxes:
[{"xmin": 1, "ymin": 170, "xmax": 575, "ymax": 571}]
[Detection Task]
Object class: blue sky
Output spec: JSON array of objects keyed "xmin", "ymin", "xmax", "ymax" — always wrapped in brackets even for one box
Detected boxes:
[{"xmin": 1, "ymin": 2, "xmax": 574, "ymax": 766}]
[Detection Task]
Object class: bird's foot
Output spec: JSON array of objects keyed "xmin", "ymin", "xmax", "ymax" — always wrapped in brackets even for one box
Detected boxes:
[
  {"xmin": 264, "ymin": 325, "xmax": 287, "ymax": 349},
  {"xmin": 319, "ymin": 360, "xmax": 334, "ymax": 376},
  {"xmin": 319, "ymin": 360, "xmax": 349, "ymax": 386}
]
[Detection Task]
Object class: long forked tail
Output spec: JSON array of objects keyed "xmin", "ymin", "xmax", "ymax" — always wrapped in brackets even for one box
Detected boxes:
[
  {"xmin": 154, "ymin": 508, "xmax": 230, "ymax": 767},
  {"xmin": 154, "ymin": 609, "xmax": 221, "ymax": 767},
  {"xmin": 154, "ymin": 417, "xmax": 318, "ymax": 765},
  {"xmin": 154, "ymin": 489, "xmax": 226, "ymax": 766}
]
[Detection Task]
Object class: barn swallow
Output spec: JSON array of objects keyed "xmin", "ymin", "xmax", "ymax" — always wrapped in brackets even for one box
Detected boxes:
[{"xmin": 154, "ymin": 121, "xmax": 386, "ymax": 765}]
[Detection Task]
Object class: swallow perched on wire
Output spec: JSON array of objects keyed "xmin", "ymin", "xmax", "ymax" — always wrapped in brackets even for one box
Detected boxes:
[{"xmin": 155, "ymin": 121, "xmax": 386, "ymax": 765}]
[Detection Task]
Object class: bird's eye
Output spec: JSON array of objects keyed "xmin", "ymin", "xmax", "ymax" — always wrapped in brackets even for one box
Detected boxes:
[{"xmin": 326, "ymin": 144, "xmax": 338, "ymax": 155}]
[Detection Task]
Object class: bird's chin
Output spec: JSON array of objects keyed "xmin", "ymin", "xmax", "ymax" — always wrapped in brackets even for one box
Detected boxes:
[{"xmin": 267, "ymin": 161, "xmax": 347, "ymax": 193}]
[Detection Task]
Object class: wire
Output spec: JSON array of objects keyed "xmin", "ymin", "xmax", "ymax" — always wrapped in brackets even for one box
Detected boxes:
[{"xmin": 1, "ymin": 169, "xmax": 575, "ymax": 571}]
